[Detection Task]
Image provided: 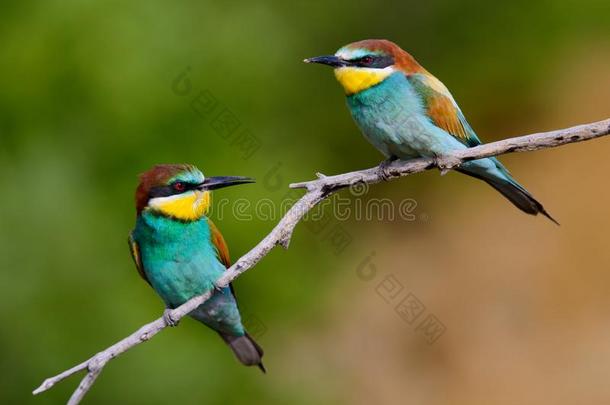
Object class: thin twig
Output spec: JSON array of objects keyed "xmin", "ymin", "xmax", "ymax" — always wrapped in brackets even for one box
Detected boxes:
[{"xmin": 33, "ymin": 118, "xmax": 610, "ymax": 403}]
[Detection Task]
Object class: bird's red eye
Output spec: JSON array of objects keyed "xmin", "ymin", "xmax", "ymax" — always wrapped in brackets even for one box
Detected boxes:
[
  {"xmin": 362, "ymin": 56, "xmax": 373, "ymax": 64},
  {"xmin": 173, "ymin": 182, "xmax": 186, "ymax": 192}
]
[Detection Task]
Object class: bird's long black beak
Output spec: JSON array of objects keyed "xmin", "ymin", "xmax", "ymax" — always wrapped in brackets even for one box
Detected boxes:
[
  {"xmin": 304, "ymin": 55, "xmax": 347, "ymax": 68},
  {"xmin": 198, "ymin": 176, "xmax": 255, "ymax": 191}
]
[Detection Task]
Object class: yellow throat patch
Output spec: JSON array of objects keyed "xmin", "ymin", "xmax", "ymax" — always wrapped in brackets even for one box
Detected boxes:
[
  {"xmin": 149, "ymin": 190, "xmax": 211, "ymax": 221},
  {"xmin": 334, "ymin": 66, "xmax": 394, "ymax": 95}
]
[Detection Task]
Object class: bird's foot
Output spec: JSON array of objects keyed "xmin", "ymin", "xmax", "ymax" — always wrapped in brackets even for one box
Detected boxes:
[
  {"xmin": 212, "ymin": 283, "xmax": 225, "ymax": 294},
  {"xmin": 432, "ymin": 154, "xmax": 461, "ymax": 176},
  {"xmin": 163, "ymin": 308, "xmax": 180, "ymax": 327},
  {"xmin": 378, "ymin": 157, "xmax": 398, "ymax": 181}
]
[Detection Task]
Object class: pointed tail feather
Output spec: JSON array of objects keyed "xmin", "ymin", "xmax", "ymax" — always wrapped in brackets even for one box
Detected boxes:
[
  {"xmin": 457, "ymin": 159, "xmax": 558, "ymax": 224},
  {"xmin": 220, "ymin": 332, "xmax": 265, "ymax": 372},
  {"xmin": 482, "ymin": 175, "xmax": 558, "ymax": 225}
]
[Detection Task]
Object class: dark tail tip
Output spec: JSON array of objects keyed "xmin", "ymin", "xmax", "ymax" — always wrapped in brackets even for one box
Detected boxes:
[
  {"xmin": 516, "ymin": 186, "xmax": 559, "ymax": 225},
  {"xmin": 466, "ymin": 169, "xmax": 560, "ymax": 225},
  {"xmin": 220, "ymin": 332, "xmax": 265, "ymax": 371},
  {"xmin": 540, "ymin": 208, "xmax": 560, "ymax": 226}
]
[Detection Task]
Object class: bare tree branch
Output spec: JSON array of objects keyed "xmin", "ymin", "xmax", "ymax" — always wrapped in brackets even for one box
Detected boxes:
[{"xmin": 33, "ymin": 118, "xmax": 610, "ymax": 403}]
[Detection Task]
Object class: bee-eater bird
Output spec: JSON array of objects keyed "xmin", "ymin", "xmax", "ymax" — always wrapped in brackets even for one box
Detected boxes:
[
  {"xmin": 305, "ymin": 39, "xmax": 556, "ymax": 223},
  {"xmin": 129, "ymin": 164, "xmax": 265, "ymax": 371}
]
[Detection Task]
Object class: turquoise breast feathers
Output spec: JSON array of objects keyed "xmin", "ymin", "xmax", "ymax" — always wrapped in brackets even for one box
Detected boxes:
[
  {"xmin": 132, "ymin": 211, "xmax": 244, "ymax": 335},
  {"xmin": 346, "ymin": 72, "xmax": 466, "ymax": 159}
]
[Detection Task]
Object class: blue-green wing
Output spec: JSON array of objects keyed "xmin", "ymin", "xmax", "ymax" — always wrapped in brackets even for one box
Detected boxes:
[
  {"xmin": 407, "ymin": 72, "xmax": 482, "ymax": 147},
  {"xmin": 128, "ymin": 232, "xmax": 150, "ymax": 285}
]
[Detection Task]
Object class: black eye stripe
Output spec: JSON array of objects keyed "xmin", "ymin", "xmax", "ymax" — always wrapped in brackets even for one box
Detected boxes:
[
  {"xmin": 149, "ymin": 182, "xmax": 199, "ymax": 198},
  {"xmin": 349, "ymin": 55, "xmax": 394, "ymax": 69}
]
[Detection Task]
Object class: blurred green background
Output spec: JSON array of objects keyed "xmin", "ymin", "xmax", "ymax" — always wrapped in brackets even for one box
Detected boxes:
[{"xmin": 1, "ymin": 0, "xmax": 610, "ymax": 404}]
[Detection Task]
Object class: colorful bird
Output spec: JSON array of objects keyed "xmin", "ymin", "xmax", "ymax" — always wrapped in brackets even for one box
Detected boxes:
[
  {"xmin": 129, "ymin": 164, "xmax": 265, "ymax": 371},
  {"xmin": 305, "ymin": 39, "xmax": 556, "ymax": 223}
]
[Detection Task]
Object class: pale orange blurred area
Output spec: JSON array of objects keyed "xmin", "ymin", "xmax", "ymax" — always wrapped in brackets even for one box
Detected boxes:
[{"xmin": 273, "ymin": 42, "xmax": 610, "ymax": 405}]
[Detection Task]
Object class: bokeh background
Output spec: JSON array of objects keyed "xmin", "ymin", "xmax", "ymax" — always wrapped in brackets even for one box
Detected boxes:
[{"xmin": 1, "ymin": 0, "xmax": 610, "ymax": 404}]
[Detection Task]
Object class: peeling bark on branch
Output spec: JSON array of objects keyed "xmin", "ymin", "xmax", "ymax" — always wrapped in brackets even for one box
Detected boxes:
[{"xmin": 33, "ymin": 118, "xmax": 610, "ymax": 404}]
